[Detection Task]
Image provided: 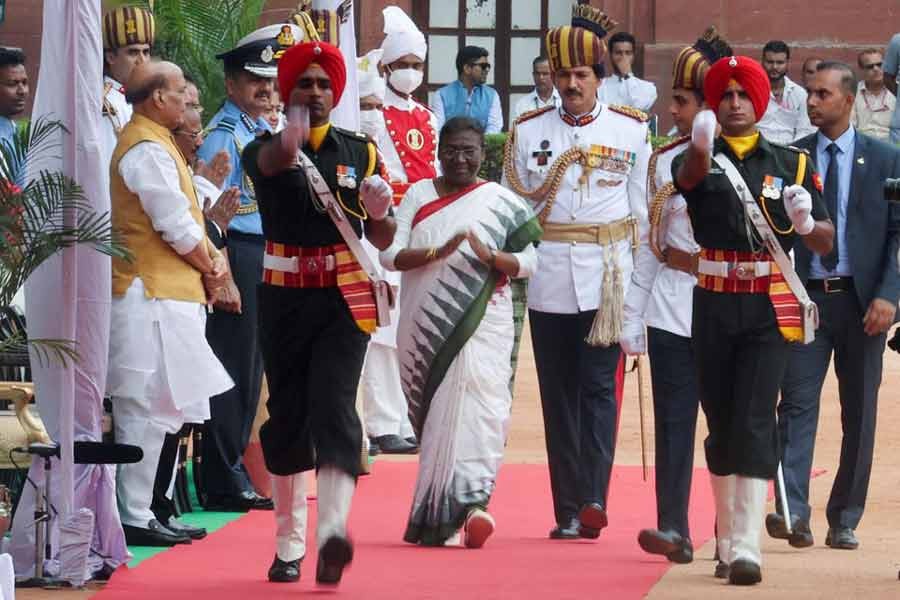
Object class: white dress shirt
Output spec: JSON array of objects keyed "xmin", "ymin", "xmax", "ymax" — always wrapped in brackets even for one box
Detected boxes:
[
  {"xmin": 506, "ymin": 102, "xmax": 651, "ymax": 314},
  {"xmin": 626, "ymin": 138, "xmax": 698, "ymax": 338},
  {"xmin": 512, "ymin": 87, "xmax": 562, "ymax": 122},
  {"xmin": 597, "ymin": 74, "xmax": 658, "ymax": 113},
  {"xmin": 107, "ymin": 140, "xmax": 231, "ymax": 426},
  {"xmin": 850, "ymin": 81, "xmax": 896, "ymax": 141},
  {"xmin": 431, "ymin": 84, "xmax": 504, "ymax": 134},
  {"xmin": 757, "ymin": 76, "xmax": 817, "ymax": 144}
]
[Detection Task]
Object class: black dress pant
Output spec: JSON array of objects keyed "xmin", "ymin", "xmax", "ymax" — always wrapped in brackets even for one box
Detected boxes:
[
  {"xmin": 257, "ymin": 285, "xmax": 368, "ymax": 478},
  {"xmin": 529, "ymin": 309, "xmax": 622, "ymax": 526},
  {"xmin": 778, "ymin": 287, "xmax": 885, "ymax": 528},
  {"xmin": 203, "ymin": 232, "xmax": 265, "ymax": 498},
  {"xmin": 647, "ymin": 326, "xmax": 699, "ymax": 538},
  {"xmin": 151, "ymin": 431, "xmax": 181, "ymax": 523},
  {"xmin": 692, "ymin": 287, "xmax": 789, "ymax": 479}
]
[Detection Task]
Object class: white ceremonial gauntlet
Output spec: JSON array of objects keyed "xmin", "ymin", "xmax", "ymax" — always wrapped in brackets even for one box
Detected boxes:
[
  {"xmin": 691, "ymin": 109, "xmax": 717, "ymax": 153},
  {"xmin": 782, "ymin": 184, "xmax": 814, "ymax": 235},
  {"xmin": 360, "ymin": 175, "xmax": 392, "ymax": 220}
]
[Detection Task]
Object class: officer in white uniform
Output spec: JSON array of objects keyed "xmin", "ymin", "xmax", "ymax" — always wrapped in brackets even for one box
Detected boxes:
[{"xmin": 504, "ymin": 5, "xmax": 650, "ymax": 540}]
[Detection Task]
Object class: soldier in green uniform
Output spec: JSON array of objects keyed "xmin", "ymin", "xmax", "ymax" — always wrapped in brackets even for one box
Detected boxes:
[
  {"xmin": 243, "ymin": 40, "xmax": 395, "ymax": 586},
  {"xmin": 672, "ymin": 55, "xmax": 834, "ymax": 585}
]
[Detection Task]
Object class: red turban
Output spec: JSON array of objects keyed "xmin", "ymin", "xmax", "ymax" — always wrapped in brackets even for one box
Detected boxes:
[
  {"xmin": 277, "ymin": 41, "xmax": 347, "ymax": 106},
  {"xmin": 703, "ymin": 55, "xmax": 771, "ymax": 123}
]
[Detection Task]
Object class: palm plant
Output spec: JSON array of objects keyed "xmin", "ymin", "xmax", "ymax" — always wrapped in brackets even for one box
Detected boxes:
[
  {"xmin": 0, "ymin": 117, "xmax": 128, "ymax": 365},
  {"xmin": 109, "ymin": 0, "xmax": 268, "ymax": 117}
]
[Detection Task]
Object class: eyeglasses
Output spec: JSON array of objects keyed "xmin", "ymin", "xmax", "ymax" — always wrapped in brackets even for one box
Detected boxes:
[
  {"xmin": 175, "ymin": 129, "xmax": 203, "ymax": 142},
  {"xmin": 187, "ymin": 102, "xmax": 204, "ymax": 114},
  {"xmin": 863, "ymin": 62, "xmax": 883, "ymax": 70},
  {"xmin": 439, "ymin": 146, "xmax": 481, "ymax": 161},
  {"xmin": 469, "ymin": 62, "xmax": 491, "ymax": 71}
]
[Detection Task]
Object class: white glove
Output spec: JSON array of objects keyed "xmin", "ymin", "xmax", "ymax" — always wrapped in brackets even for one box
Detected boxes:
[
  {"xmin": 782, "ymin": 184, "xmax": 814, "ymax": 235},
  {"xmin": 691, "ymin": 109, "xmax": 717, "ymax": 153},
  {"xmin": 281, "ymin": 105, "xmax": 309, "ymax": 152},
  {"xmin": 360, "ymin": 175, "xmax": 392, "ymax": 220},
  {"xmin": 619, "ymin": 318, "xmax": 647, "ymax": 356}
]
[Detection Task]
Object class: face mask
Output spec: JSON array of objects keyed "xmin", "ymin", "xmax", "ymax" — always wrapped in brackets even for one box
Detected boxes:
[
  {"xmin": 388, "ymin": 68, "xmax": 424, "ymax": 95},
  {"xmin": 359, "ymin": 109, "xmax": 382, "ymax": 137}
]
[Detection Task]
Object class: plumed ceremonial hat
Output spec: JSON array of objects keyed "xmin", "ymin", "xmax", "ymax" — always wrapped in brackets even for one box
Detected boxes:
[
  {"xmin": 278, "ymin": 41, "xmax": 347, "ymax": 106},
  {"xmin": 704, "ymin": 55, "xmax": 771, "ymax": 123},
  {"xmin": 672, "ymin": 27, "xmax": 733, "ymax": 92},
  {"xmin": 545, "ymin": 3, "xmax": 617, "ymax": 72},
  {"xmin": 357, "ymin": 49, "xmax": 385, "ymax": 101},
  {"xmin": 217, "ymin": 23, "xmax": 307, "ymax": 79},
  {"xmin": 103, "ymin": 6, "xmax": 155, "ymax": 50}
]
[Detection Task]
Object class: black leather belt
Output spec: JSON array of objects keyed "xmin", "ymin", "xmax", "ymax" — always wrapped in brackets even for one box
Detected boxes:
[{"xmin": 807, "ymin": 277, "xmax": 853, "ymax": 294}]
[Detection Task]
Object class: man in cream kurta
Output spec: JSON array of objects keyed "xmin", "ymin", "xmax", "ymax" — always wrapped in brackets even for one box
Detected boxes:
[
  {"xmin": 108, "ymin": 61, "xmax": 232, "ymax": 547},
  {"xmin": 504, "ymin": 5, "xmax": 650, "ymax": 541}
]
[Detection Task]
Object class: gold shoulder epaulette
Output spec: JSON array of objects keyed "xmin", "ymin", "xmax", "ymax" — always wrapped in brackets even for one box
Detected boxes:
[
  {"xmin": 654, "ymin": 135, "xmax": 690, "ymax": 156},
  {"xmin": 608, "ymin": 104, "xmax": 650, "ymax": 123},
  {"xmin": 514, "ymin": 105, "xmax": 555, "ymax": 127}
]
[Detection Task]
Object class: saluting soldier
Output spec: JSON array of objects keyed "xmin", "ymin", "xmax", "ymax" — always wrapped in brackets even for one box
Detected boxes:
[
  {"xmin": 244, "ymin": 39, "xmax": 395, "ymax": 585},
  {"xmin": 672, "ymin": 55, "xmax": 834, "ymax": 585},
  {"xmin": 503, "ymin": 4, "xmax": 651, "ymax": 541},
  {"xmin": 621, "ymin": 27, "xmax": 732, "ymax": 568},
  {"xmin": 197, "ymin": 24, "xmax": 302, "ymax": 511}
]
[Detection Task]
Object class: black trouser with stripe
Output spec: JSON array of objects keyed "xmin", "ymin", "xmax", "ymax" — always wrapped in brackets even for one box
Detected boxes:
[{"xmin": 529, "ymin": 309, "xmax": 621, "ymax": 526}]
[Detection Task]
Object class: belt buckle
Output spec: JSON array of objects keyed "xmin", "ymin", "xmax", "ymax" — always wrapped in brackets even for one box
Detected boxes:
[
  {"xmin": 729, "ymin": 262, "xmax": 755, "ymax": 280},
  {"xmin": 302, "ymin": 256, "xmax": 321, "ymax": 275},
  {"xmin": 824, "ymin": 276, "xmax": 842, "ymax": 293}
]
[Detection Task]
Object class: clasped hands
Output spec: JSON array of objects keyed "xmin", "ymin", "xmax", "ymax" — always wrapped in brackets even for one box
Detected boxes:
[{"xmin": 203, "ymin": 252, "xmax": 241, "ymax": 314}]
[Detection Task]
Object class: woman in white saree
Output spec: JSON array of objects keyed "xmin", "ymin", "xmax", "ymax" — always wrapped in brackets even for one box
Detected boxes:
[{"xmin": 380, "ymin": 117, "xmax": 542, "ymax": 548}]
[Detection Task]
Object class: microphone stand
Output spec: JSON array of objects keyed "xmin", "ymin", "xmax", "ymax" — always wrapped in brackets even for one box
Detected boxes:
[{"xmin": 17, "ymin": 443, "xmax": 67, "ymax": 589}]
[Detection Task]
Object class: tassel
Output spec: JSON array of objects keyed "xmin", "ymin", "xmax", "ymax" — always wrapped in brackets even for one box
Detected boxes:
[{"xmin": 586, "ymin": 250, "xmax": 625, "ymax": 347}]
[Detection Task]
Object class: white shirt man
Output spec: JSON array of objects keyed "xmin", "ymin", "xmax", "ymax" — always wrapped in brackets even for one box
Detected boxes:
[
  {"xmin": 597, "ymin": 74, "xmax": 657, "ymax": 113},
  {"xmin": 757, "ymin": 75, "xmax": 816, "ymax": 144},
  {"xmin": 851, "ymin": 51, "xmax": 896, "ymax": 141}
]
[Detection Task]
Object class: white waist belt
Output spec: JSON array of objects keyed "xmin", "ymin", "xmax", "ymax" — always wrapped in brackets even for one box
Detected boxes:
[
  {"xmin": 697, "ymin": 258, "xmax": 771, "ymax": 280},
  {"xmin": 263, "ymin": 253, "xmax": 336, "ymax": 274}
]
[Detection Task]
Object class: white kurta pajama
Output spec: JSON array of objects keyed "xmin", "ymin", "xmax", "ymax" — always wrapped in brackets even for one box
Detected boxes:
[
  {"xmin": 381, "ymin": 180, "xmax": 540, "ymax": 545},
  {"xmin": 108, "ymin": 140, "xmax": 232, "ymax": 529}
]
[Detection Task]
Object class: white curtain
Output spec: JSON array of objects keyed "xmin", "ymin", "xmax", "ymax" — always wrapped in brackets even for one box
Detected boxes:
[{"xmin": 11, "ymin": 0, "xmax": 128, "ymax": 578}]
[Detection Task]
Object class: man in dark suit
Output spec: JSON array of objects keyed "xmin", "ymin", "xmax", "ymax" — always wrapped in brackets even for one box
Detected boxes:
[{"xmin": 767, "ymin": 61, "xmax": 900, "ymax": 551}]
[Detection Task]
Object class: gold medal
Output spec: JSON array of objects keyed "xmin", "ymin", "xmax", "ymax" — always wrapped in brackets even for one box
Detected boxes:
[{"xmin": 406, "ymin": 128, "xmax": 425, "ymax": 151}]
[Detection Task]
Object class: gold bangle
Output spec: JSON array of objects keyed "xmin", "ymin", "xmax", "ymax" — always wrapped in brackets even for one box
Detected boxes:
[{"xmin": 425, "ymin": 247, "xmax": 438, "ymax": 261}]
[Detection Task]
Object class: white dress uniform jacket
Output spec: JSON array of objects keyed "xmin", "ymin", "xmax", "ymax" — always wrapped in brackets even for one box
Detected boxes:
[
  {"xmin": 507, "ymin": 102, "xmax": 651, "ymax": 314},
  {"xmin": 625, "ymin": 137, "xmax": 698, "ymax": 338}
]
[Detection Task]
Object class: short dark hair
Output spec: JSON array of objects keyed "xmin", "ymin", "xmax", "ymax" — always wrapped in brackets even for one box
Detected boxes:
[
  {"xmin": 183, "ymin": 72, "xmax": 197, "ymax": 87},
  {"xmin": 816, "ymin": 60, "xmax": 857, "ymax": 96},
  {"xmin": 456, "ymin": 46, "xmax": 488, "ymax": 75},
  {"xmin": 763, "ymin": 40, "xmax": 790, "ymax": 58},
  {"xmin": 532, "ymin": 56, "xmax": 549, "ymax": 69},
  {"xmin": 0, "ymin": 47, "xmax": 25, "ymax": 70},
  {"xmin": 803, "ymin": 56, "xmax": 823, "ymax": 70},
  {"xmin": 857, "ymin": 48, "xmax": 882, "ymax": 68},
  {"xmin": 438, "ymin": 116, "xmax": 485, "ymax": 148},
  {"xmin": 608, "ymin": 32, "xmax": 636, "ymax": 52},
  {"xmin": 592, "ymin": 64, "xmax": 605, "ymax": 79}
]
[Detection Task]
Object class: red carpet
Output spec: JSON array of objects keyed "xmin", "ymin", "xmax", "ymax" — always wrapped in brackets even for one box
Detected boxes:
[{"xmin": 95, "ymin": 462, "xmax": 716, "ymax": 600}]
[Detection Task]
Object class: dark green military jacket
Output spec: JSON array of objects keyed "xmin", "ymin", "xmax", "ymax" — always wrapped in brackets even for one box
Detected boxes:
[{"xmin": 672, "ymin": 134, "xmax": 830, "ymax": 253}]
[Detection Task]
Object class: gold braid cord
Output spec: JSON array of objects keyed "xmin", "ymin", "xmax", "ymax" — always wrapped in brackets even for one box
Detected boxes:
[
  {"xmin": 503, "ymin": 127, "xmax": 587, "ymax": 226},
  {"xmin": 649, "ymin": 183, "xmax": 677, "ymax": 261}
]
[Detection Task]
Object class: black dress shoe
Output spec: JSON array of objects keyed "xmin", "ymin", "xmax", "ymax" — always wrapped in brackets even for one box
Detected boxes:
[
  {"xmin": 268, "ymin": 554, "xmax": 302, "ymax": 583},
  {"xmin": 206, "ymin": 490, "xmax": 274, "ymax": 511},
  {"xmin": 714, "ymin": 561, "xmax": 730, "ymax": 579},
  {"xmin": 405, "ymin": 435, "xmax": 418, "ymax": 446},
  {"xmin": 825, "ymin": 527, "xmax": 859, "ymax": 550},
  {"xmin": 92, "ymin": 563, "xmax": 116, "ymax": 581},
  {"xmin": 637, "ymin": 529, "xmax": 693, "ymax": 563},
  {"xmin": 728, "ymin": 559, "xmax": 762, "ymax": 585},
  {"xmin": 372, "ymin": 434, "xmax": 418, "ymax": 455},
  {"xmin": 578, "ymin": 503, "xmax": 608, "ymax": 532},
  {"xmin": 368, "ymin": 437, "xmax": 381, "ymax": 457},
  {"xmin": 165, "ymin": 517, "xmax": 207, "ymax": 540},
  {"xmin": 316, "ymin": 536, "xmax": 353, "ymax": 585},
  {"xmin": 123, "ymin": 519, "xmax": 191, "ymax": 547},
  {"xmin": 765, "ymin": 513, "xmax": 814, "ymax": 548},
  {"xmin": 549, "ymin": 519, "xmax": 579, "ymax": 540}
]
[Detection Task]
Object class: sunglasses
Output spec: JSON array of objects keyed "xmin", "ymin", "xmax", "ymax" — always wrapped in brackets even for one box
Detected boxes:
[{"xmin": 863, "ymin": 62, "xmax": 883, "ymax": 70}]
